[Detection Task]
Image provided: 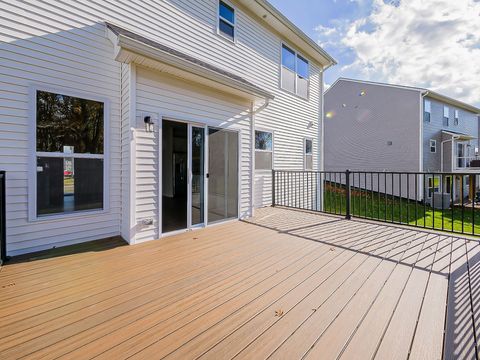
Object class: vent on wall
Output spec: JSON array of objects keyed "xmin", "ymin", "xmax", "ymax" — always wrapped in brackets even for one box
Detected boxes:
[{"xmin": 387, "ymin": 141, "xmax": 393, "ymax": 146}]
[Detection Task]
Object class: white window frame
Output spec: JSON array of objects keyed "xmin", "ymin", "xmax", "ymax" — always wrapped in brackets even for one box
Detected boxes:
[
  {"xmin": 217, "ymin": 0, "xmax": 236, "ymax": 43},
  {"xmin": 254, "ymin": 129, "xmax": 274, "ymax": 172},
  {"xmin": 424, "ymin": 99, "xmax": 431, "ymax": 122},
  {"xmin": 304, "ymin": 138, "xmax": 313, "ymax": 170},
  {"xmin": 443, "ymin": 105, "xmax": 449, "ymax": 126},
  {"xmin": 280, "ymin": 42, "xmax": 310, "ymax": 99},
  {"xmin": 426, "ymin": 175, "xmax": 440, "ymax": 199},
  {"xmin": 454, "ymin": 109, "xmax": 459, "ymax": 125},
  {"xmin": 429, "ymin": 139, "xmax": 436, "ymax": 153},
  {"xmin": 28, "ymin": 85, "xmax": 110, "ymax": 222}
]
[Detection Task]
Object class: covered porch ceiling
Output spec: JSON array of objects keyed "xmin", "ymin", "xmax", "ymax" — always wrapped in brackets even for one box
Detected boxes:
[{"xmin": 442, "ymin": 130, "xmax": 477, "ymax": 142}]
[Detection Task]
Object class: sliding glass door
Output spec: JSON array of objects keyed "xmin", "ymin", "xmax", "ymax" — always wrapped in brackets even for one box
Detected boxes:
[
  {"xmin": 191, "ymin": 126, "xmax": 205, "ymax": 226},
  {"xmin": 207, "ymin": 127, "xmax": 239, "ymax": 223},
  {"xmin": 162, "ymin": 121, "xmax": 239, "ymax": 234}
]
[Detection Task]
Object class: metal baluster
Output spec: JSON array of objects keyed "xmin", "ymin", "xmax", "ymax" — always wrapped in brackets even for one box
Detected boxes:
[
  {"xmin": 432, "ymin": 173, "xmax": 435, "ymax": 230},
  {"xmin": 423, "ymin": 174, "xmax": 427, "ymax": 228},
  {"xmin": 399, "ymin": 173, "xmax": 402, "ymax": 224},
  {"xmin": 442, "ymin": 173, "xmax": 444, "ymax": 231},
  {"xmin": 415, "ymin": 173, "xmax": 418, "ymax": 227},
  {"xmin": 377, "ymin": 173, "xmax": 380, "ymax": 220},
  {"xmin": 407, "ymin": 174, "xmax": 410, "ymax": 224}
]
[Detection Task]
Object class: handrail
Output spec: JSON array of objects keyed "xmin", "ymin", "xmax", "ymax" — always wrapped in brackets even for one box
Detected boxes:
[{"xmin": 272, "ymin": 169, "xmax": 480, "ymax": 237}]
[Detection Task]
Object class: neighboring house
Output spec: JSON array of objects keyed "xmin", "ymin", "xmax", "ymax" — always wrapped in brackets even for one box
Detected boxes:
[
  {"xmin": 0, "ymin": 1, "xmax": 335, "ymax": 256},
  {"xmin": 324, "ymin": 78, "xmax": 480, "ymax": 202}
]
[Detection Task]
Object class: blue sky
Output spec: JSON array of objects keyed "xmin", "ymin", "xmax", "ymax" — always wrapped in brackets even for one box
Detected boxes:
[
  {"xmin": 269, "ymin": 0, "xmax": 372, "ymax": 86},
  {"xmin": 269, "ymin": 0, "xmax": 480, "ymax": 107}
]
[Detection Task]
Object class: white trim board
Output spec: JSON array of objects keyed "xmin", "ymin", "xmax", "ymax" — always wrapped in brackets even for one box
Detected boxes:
[{"xmin": 28, "ymin": 84, "xmax": 111, "ymax": 223}]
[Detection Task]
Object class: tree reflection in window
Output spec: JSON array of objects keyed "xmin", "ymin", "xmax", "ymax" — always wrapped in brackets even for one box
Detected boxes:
[{"xmin": 36, "ymin": 91, "xmax": 104, "ymax": 154}]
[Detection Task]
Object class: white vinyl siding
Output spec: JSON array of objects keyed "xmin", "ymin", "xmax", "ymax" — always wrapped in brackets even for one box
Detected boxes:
[
  {"xmin": 135, "ymin": 67, "xmax": 251, "ymax": 242},
  {"xmin": 0, "ymin": 12, "xmax": 121, "ymax": 255},
  {"xmin": 0, "ymin": 0, "xmax": 323, "ymax": 254}
]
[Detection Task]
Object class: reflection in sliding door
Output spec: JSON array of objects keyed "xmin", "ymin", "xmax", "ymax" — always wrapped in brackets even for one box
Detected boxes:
[
  {"xmin": 191, "ymin": 127, "xmax": 205, "ymax": 226},
  {"xmin": 208, "ymin": 128, "xmax": 238, "ymax": 223}
]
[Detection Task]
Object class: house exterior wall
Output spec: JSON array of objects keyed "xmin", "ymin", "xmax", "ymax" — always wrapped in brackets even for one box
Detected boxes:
[
  {"xmin": 0, "ymin": 0, "xmax": 326, "ymax": 255},
  {"xmin": 134, "ymin": 67, "xmax": 252, "ymax": 243},
  {"xmin": 324, "ymin": 80, "xmax": 421, "ymax": 173},
  {"xmin": 423, "ymin": 96, "xmax": 479, "ymax": 172}
]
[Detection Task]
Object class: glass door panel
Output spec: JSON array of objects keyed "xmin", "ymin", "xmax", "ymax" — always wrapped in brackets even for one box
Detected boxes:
[
  {"xmin": 162, "ymin": 120, "xmax": 188, "ymax": 233},
  {"xmin": 208, "ymin": 128, "xmax": 238, "ymax": 223},
  {"xmin": 191, "ymin": 126, "xmax": 205, "ymax": 226}
]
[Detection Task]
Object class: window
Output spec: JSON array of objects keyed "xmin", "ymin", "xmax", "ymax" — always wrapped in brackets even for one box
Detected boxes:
[
  {"xmin": 429, "ymin": 139, "xmax": 436, "ymax": 153},
  {"xmin": 304, "ymin": 139, "xmax": 313, "ymax": 170},
  {"xmin": 443, "ymin": 106, "xmax": 449, "ymax": 126},
  {"xmin": 281, "ymin": 44, "xmax": 309, "ymax": 98},
  {"xmin": 218, "ymin": 1, "xmax": 235, "ymax": 41},
  {"xmin": 35, "ymin": 90, "xmax": 105, "ymax": 217},
  {"xmin": 255, "ymin": 130, "xmax": 273, "ymax": 170},
  {"xmin": 454, "ymin": 109, "xmax": 459, "ymax": 126},
  {"xmin": 424, "ymin": 99, "xmax": 431, "ymax": 122},
  {"xmin": 444, "ymin": 176, "xmax": 452, "ymax": 194},
  {"xmin": 427, "ymin": 176, "xmax": 440, "ymax": 198}
]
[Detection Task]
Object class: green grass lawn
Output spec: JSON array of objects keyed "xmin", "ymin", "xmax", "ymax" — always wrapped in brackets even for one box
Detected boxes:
[{"xmin": 324, "ymin": 185, "xmax": 480, "ymax": 236}]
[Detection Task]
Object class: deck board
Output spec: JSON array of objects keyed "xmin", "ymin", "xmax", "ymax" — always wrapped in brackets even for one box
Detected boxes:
[{"xmin": 0, "ymin": 207, "xmax": 478, "ymax": 360}]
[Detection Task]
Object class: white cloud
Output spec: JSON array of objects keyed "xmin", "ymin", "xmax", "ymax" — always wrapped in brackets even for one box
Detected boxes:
[{"xmin": 318, "ymin": 0, "xmax": 480, "ymax": 106}]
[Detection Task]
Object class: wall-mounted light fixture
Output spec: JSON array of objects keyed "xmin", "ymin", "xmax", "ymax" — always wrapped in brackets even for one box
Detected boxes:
[{"xmin": 144, "ymin": 116, "xmax": 154, "ymax": 132}]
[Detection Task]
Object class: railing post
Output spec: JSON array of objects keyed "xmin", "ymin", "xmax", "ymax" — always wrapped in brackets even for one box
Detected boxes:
[
  {"xmin": 345, "ymin": 169, "xmax": 351, "ymax": 220},
  {"xmin": 272, "ymin": 169, "xmax": 276, "ymax": 207},
  {"xmin": 0, "ymin": 171, "xmax": 6, "ymax": 263}
]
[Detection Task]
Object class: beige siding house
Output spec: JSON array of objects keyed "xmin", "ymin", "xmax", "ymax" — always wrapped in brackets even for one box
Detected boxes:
[{"xmin": 0, "ymin": 0, "xmax": 335, "ymax": 256}]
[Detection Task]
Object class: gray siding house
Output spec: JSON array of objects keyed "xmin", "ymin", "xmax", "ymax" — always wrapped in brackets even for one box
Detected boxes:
[{"xmin": 325, "ymin": 78, "xmax": 480, "ymax": 202}]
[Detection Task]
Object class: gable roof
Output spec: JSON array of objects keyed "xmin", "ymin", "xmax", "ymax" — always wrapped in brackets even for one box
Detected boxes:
[
  {"xmin": 106, "ymin": 22, "xmax": 274, "ymax": 101},
  {"xmin": 327, "ymin": 78, "xmax": 480, "ymax": 114}
]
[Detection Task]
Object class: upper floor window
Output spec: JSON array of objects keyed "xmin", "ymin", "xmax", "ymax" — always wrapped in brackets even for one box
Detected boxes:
[
  {"xmin": 424, "ymin": 100, "xmax": 431, "ymax": 122},
  {"xmin": 443, "ymin": 105, "xmax": 449, "ymax": 126},
  {"xmin": 454, "ymin": 109, "xmax": 459, "ymax": 126},
  {"xmin": 35, "ymin": 90, "xmax": 105, "ymax": 217},
  {"xmin": 218, "ymin": 1, "xmax": 235, "ymax": 42},
  {"xmin": 304, "ymin": 138, "xmax": 313, "ymax": 170},
  {"xmin": 281, "ymin": 44, "xmax": 309, "ymax": 99},
  {"xmin": 255, "ymin": 130, "xmax": 273, "ymax": 170},
  {"xmin": 429, "ymin": 139, "xmax": 436, "ymax": 153}
]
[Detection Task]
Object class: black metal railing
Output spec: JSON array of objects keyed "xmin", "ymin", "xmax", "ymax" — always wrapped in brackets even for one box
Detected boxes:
[
  {"xmin": 0, "ymin": 171, "xmax": 5, "ymax": 262},
  {"xmin": 273, "ymin": 169, "xmax": 480, "ymax": 237}
]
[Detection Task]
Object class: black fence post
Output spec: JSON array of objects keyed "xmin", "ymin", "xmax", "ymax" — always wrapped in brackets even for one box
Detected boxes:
[
  {"xmin": 272, "ymin": 169, "xmax": 276, "ymax": 207},
  {"xmin": 345, "ymin": 169, "xmax": 351, "ymax": 220},
  {"xmin": 0, "ymin": 171, "xmax": 6, "ymax": 263}
]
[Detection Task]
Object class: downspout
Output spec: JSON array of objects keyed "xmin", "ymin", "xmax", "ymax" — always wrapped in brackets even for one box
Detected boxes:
[{"xmin": 250, "ymin": 98, "xmax": 271, "ymax": 217}]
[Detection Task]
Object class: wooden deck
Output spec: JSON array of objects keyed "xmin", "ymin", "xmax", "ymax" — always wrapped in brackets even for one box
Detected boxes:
[{"xmin": 0, "ymin": 207, "xmax": 479, "ymax": 359}]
